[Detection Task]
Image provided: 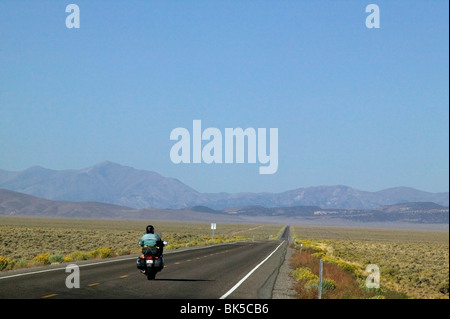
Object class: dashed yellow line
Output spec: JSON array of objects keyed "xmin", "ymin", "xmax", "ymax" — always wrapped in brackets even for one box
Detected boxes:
[
  {"xmin": 120, "ymin": 275, "xmax": 128, "ymax": 278},
  {"xmin": 88, "ymin": 282, "xmax": 100, "ymax": 287},
  {"xmin": 41, "ymin": 293, "xmax": 57, "ymax": 299}
]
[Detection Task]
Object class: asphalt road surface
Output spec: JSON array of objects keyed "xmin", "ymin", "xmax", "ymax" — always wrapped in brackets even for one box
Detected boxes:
[{"xmin": 0, "ymin": 226, "xmax": 290, "ymax": 299}]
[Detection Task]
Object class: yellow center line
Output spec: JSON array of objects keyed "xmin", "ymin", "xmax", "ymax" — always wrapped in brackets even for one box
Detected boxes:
[
  {"xmin": 88, "ymin": 282, "xmax": 100, "ymax": 287},
  {"xmin": 120, "ymin": 275, "xmax": 128, "ymax": 278},
  {"xmin": 41, "ymin": 294, "xmax": 57, "ymax": 299}
]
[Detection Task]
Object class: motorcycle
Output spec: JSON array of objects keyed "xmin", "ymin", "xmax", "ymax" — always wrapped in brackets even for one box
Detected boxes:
[{"xmin": 136, "ymin": 241, "xmax": 167, "ymax": 280}]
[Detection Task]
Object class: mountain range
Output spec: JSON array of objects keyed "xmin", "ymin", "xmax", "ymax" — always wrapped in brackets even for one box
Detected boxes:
[
  {"xmin": 0, "ymin": 161, "xmax": 448, "ymax": 210},
  {"xmin": 0, "ymin": 189, "xmax": 448, "ymax": 226}
]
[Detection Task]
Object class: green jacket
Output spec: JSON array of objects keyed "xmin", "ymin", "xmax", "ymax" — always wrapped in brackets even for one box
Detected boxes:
[{"xmin": 139, "ymin": 233, "xmax": 162, "ymax": 247}]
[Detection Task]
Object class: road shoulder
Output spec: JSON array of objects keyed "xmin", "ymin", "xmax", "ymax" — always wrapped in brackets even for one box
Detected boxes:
[{"xmin": 272, "ymin": 244, "xmax": 297, "ymax": 299}]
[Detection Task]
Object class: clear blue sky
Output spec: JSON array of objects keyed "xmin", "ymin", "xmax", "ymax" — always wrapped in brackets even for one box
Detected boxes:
[{"xmin": 0, "ymin": 1, "xmax": 448, "ymax": 194}]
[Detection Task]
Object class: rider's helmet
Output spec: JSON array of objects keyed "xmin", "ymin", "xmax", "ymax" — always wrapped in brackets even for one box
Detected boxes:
[{"xmin": 146, "ymin": 225, "xmax": 155, "ymax": 234}]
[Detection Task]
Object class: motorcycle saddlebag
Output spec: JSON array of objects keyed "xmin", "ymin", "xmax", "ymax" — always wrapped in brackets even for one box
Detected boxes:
[
  {"xmin": 136, "ymin": 256, "xmax": 145, "ymax": 270},
  {"xmin": 153, "ymin": 257, "xmax": 164, "ymax": 268}
]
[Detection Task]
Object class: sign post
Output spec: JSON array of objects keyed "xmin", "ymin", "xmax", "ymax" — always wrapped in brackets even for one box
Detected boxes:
[
  {"xmin": 211, "ymin": 223, "xmax": 216, "ymax": 241},
  {"xmin": 318, "ymin": 259, "xmax": 323, "ymax": 299}
]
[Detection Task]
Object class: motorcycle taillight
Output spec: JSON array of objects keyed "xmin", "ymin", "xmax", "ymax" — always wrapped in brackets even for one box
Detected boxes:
[{"xmin": 145, "ymin": 256, "xmax": 153, "ymax": 260}]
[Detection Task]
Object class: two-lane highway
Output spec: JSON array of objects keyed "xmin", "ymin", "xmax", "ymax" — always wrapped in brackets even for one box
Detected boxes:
[{"xmin": 0, "ymin": 226, "xmax": 290, "ymax": 299}]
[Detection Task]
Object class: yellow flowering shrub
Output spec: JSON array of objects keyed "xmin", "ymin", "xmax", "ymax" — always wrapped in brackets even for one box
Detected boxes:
[
  {"xmin": 64, "ymin": 251, "xmax": 89, "ymax": 262},
  {"xmin": 31, "ymin": 253, "xmax": 51, "ymax": 265},
  {"xmin": 0, "ymin": 256, "xmax": 11, "ymax": 270},
  {"xmin": 292, "ymin": 267, "xmax": 318, "ymax": 282},
  {"xmin": 89, "ymin": 247, "xmax": 113, "ymax": 259}
]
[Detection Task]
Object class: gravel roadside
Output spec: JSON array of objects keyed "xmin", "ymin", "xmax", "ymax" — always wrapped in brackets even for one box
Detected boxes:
[{"xmin": 272, "ymin": 244, "xmax": 297, "ymax": 299}]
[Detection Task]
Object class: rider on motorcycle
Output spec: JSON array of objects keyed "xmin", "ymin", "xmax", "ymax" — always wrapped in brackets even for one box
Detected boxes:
[{"xmin": 139, "ymin": 225, "xmax": 164, "ymax": 256}]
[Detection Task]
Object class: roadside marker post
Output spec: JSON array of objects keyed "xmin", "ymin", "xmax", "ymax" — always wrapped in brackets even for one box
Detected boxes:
[
  {"xmin": 211, "ymin": 223, "xmax": 216, "ymax": 241},
  {"xmin": 318, "ymin": 259, "xmax": 323, "ymax": 299}
]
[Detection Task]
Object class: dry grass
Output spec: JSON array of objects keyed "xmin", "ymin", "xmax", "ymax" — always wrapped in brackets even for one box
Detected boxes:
[
  {"xmin": 290, "ymin": 225, "xmax": 449, "ymax": 299},
  {"xmin": 290, "ymin": 247, "xmax": 380, "ymax": 299},
  {"xmin": 0, "ymin": 216, "xmax": 284, "ymax": 270}
]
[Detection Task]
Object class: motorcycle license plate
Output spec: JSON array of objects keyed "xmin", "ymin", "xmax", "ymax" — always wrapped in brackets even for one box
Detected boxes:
[{"xmin": 146, "ymin": 260, "xmax": 153, "ymax": 264}]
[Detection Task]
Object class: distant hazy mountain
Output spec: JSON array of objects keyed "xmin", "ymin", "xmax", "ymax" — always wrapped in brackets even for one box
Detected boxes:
[
  {"xmin": 0, "ymin": 189, "xmax": 251, "ymax": 223},
  {"xmin": 0, "ymin": 161, "xmax": 203, "ymax": 209},
  {"xmin": 273, "ymin": 186, "xmax": 449, "ymax": 209},
  {"xmin": 218, "ymin": 203, "xmax": 449, "ymax": 224},
  {"xmin": 0, "ymin": 188, "xmax": 137, "ymax": 219},
  {"xmin": 375, "ymin": 202, "xmax": 449, "ymax": 213},
  {"xmin": 0, "ymin": 161, "xmax": 448, "ymax": 209},
  {"xmin": 1, "ymin": 189, "xmax": 448, "ymax": 225}
]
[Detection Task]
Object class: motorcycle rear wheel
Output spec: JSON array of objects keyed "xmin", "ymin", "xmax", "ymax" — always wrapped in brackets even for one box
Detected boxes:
[{"xmin": 147, "ymin": 268, "xmax": 157, "ymax": 280}]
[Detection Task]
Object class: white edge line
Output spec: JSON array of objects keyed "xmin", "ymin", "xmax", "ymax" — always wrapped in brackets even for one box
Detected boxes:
[
  {"xmin": 219, "ymin": 240, "xmax": 285, "ymax": 299},
  {"xmin": 0, "ymin": 240, "xmax": 252, "ymax": 280},
  {"xmin": 0, "ymin": 258, "xmax": 128, "ymax": 280}
]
